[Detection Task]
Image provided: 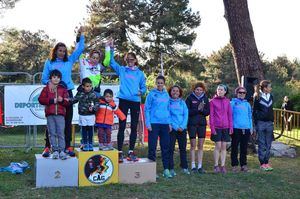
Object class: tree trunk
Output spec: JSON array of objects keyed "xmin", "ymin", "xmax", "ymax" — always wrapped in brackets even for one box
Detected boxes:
[{"xmin": 223, "ymin": 0, "xmax": 264, "ymax": 84}]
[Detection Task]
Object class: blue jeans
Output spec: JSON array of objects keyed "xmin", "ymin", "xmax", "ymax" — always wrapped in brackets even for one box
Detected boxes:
[
  {"xmin": 256, "ymin": 121, "xmax": 274, "ymax": 165},
  {"xmin": 148, "ymin": 124, "xmax": 170, "ymax": 170},
  {"xmin": 169, "ymin": 130, "xmax": 188, "ymax": 169}
]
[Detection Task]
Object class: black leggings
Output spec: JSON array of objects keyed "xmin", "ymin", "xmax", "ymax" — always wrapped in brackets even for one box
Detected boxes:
[{"xmin": 117, "ymin": 98, "xmax": 140, "ymax": 151}]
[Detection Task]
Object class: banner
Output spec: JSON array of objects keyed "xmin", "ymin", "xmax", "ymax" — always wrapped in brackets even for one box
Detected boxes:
[{"xmin": 4, "ymin": 84, "xmax": 121, "ymax": 126}]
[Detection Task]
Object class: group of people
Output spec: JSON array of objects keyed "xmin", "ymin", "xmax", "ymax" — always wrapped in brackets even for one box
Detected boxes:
[{"xmin": 38, "ymin": 27, "xmax": 275, "ymax": 178}]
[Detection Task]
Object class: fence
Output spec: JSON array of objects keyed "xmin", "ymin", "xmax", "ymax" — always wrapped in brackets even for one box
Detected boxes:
[
  {"xmin": 273, "ymin": 108, "xmax": 300, "ymax": 141},
  {"xmin": 0, "ymin": 71, "xmax": 124, "ymax": 149}
]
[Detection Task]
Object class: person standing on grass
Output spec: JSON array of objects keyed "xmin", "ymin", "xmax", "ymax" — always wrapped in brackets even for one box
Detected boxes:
[
  {"xmin": 38, "ymin": 70, "xmax": 69, "ymax": 160},
  {"xmin": 107, "ymin": 39, "xmax": 147, "ymax": 162},
  {"xmin": 253, "ymin": 80, "xmax": 274, "ymax": 171},
  {"xmin": 185, "ymin": 82, "xmax": 210, "ymax": 174},
  {"xmin": 209, "ymin": 84, "xmax": 233, "ymax": 174},
  {"xmin": 168, "ymin": 85, "xmax": 190, "ymax": 176},
  {"xmin": 41, "ymin": 26, "xmax": 85, "ymax": 157},
  {"xmin": 230, "ymin": 86, "xmax": 253, "ymax": 172},
  {"xmin": 68, "ymin": 77, "xmax": 99, "ymax": 151},
  {"xmin": 145, "ymin": 75, "xmax": 172, "ymax": 178}
]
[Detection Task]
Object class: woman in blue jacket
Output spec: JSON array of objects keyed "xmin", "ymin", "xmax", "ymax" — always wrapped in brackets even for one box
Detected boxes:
[
  {"xmin": 41, "ymin": 26, "xmax": 85, "ymax": 157},
  {"xmin": 168, "ymin": 85, "xmax": 189, "ymax": 176},
  {"xmin": 145, "ymin": 75, "xmax": 172, "ymax": 178},
  {"xmin": 230, "ymin": 86, "xmax": 253, "ymax": 172},
  {"xmin": 107, "ymin": 40, "xmax": 147, "ymax": 162}
]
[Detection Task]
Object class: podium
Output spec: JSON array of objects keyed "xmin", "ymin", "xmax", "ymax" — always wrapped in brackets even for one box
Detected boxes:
[
  {"xmin": 119, "ymin": 158, "xmax": 156, "ymax": 184},
  {"xmin": 75, "ymin": 148, "xmax": 119, "ymax": 186},
  {"xmin": 35, "ymin": 154, "xmax": 78, "ymax": 188}
]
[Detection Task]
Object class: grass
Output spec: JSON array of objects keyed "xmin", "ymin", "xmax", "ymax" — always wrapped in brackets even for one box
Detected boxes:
[{"xmin": 0, "ymin": 141, "xmax": 299, "ymax": 199}]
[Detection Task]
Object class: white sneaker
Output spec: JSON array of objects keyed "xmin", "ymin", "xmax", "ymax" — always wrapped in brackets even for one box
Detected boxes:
[
  {"xmin": 59, "ymin": 151, "xmax": 67, "ymax": 160},
  {"xmin": 52, "ymin": 151, "xmax": 59, "ymax": 159}
]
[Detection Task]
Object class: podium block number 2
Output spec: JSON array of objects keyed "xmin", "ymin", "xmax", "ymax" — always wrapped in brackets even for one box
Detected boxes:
[{"xmin": 54, "ymin": 170, "xmax": 61, "ymax": 179}]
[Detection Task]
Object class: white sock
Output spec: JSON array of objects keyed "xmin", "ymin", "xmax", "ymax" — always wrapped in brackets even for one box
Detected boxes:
[
  {"xmin": 191, "ymin": 162, "xmax": 196, "ymax": 169},
  {"xmin": 198, "ymin": 163, "xmax": 202, "ymax": 169}
]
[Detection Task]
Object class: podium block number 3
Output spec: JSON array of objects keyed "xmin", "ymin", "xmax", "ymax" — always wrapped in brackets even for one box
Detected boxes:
[
  {"xmin": 54, "ymin": 171, "xmax": 61, "ymax": 179},
  {"xmin": 134, "ymin": 172, "xmax": 140, "ymax": 179}
]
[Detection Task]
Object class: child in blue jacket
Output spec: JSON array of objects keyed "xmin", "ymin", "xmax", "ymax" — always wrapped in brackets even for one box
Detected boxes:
[
  {"xmin": 145, "ymin": 75, "xmax": 172, "ymax": 178},
  {"xmin": 230, "ymin": 86, "xmax": 253, "ymax": 172},
  {"xmin": 107, "ymin": 39, "xmax": 147, "ymax": 162},
  {"xmin": 168, "ymin": 85, "xmax": 189, "ymax": 176}
]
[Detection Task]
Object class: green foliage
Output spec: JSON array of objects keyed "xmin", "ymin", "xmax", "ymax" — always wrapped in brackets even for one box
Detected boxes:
[{"xmin": 0, "ymin": 28, "xmax": 54, "ymax": 82}]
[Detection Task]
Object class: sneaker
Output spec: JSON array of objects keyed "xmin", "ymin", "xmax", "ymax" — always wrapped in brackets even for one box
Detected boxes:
[
  {"xmin": 182, "ymin": 168, "xmax": 191, "ymax": 175},
  {"xmin": 127, "ymin": 151, "xmax": 138, "ymax": 162},
  {"xmin": 99, "ymin": 144, "xmax": 105, "ymax": 150},
  {"xmin": 265, "ymin": 164, "xmax": 273, "ymax": 171},
  {"xmin": 106, "ymin": 145, "xmax": 114, "ymax": 150},
  {"xmin": 119, "ymin": 151, "xmax": 124, "ymax": 163},
  {"xmin": 214, "ymin": 166, "xmax": 220, "ymax": 173},
  {"xmin": 220, "ymin": 166, "xmax": 227, "ymax": 174},
  {"xmin": 191, "ymin": 167, "xmax": 197, "ymax": 173},
  {"xmin": 59, "ymin": 151, "xmax": 67, "ymax": 160},
  {"xmin": 260, "ymin": 164, "xmax": 268, "ymax": 171},
  {"xmin": 241, "ymin": 165, "xmax": 249, "ymax": 172},
  {"xmin": 232, "ymin": 166, "xmax": 239, "ymax": 173},
  {"xmin": 197, "ymin": 167, "xmax": 206, "ymax": 174},
  {"xmin": 52, "ymin": 151, "xmax": 59, "ymax": 159},
  {"xmin": 89, "ymin": 144, "xmax": 94, "ymax": 151},
  {"xmin": 169, "ymin": 169, "xmax": 177, "ymax": 177},
  {"xmin": 83, "ymin": 144, "xmax": 89, "ymax": 151},
  {"xmin": 163, "ymin": 169, "xmax": 172, "ymax": 178},
  {"xmin": 66, "ymin": 147, "xmax": 75, "ymax": 157},
  {"xmin": 42, "ymin": 147, "xmax": 50, "ymax": 158}
]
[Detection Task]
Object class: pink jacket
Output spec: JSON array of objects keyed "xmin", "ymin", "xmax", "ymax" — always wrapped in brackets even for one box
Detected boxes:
[{"xmin": 209, "ymin": 96, "xmax": 233, "ymax": 134}]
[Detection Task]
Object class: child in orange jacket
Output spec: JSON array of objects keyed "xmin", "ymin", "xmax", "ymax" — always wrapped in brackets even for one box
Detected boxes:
[{"xmin": 95, "ymin": 89, "xmax": 126, "ymax": 150}]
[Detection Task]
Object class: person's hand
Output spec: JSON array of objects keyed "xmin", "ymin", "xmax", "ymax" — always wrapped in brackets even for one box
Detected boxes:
[
  {"xmin": 106, "ymin": 38, "xmax": 114, "ymax": 48},
  {"xmin": 169, "ymin": 125, "xmax": 172, "ymax": 132},
  {"xmin": 48, "ymin": 82, "xmax": 55, "ymax": 92},
  {"xmin": 57, "ymin": 96, "xmax": 63, "ymax": 102},
  {"xmin": 89, "ymin": 107, "xmax": 93, "ymax": 112},
  {"xmin": 147, "ymin": 127, "xmax": 152, "ymax": 132},
  {"xmin": 229, "ymin": 129, "xmax": 233, "ymax": 135},
  {"xmin": 78, "ymin": 26, "xmax": 85, "ymax": 34},
  {"xmin": 211, "ymin": 131, "xmax": 216, "ymax": 135},
  {"xmin": 198, "ymin": 102, "xmax": 205, "ymax": 111},
  {"xmin": 64, "ymin": 98, "xmax": 69, "ymax": 102},
  {"xmin": 53, "ymin": 98, "xmax": 57, "ymax": 104},
  {"xmin": 137, "ymin": 91, "xmax": 142, "ymax": 96},
  {"xmin": 178, "ymin": 128, "xmax": 183, "ymax": 132}
]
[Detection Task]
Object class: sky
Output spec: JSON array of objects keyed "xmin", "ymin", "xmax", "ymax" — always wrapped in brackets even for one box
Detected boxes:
[{"xmin": 0, "ymin": 0, "xmax": 299, "ymax": 61}]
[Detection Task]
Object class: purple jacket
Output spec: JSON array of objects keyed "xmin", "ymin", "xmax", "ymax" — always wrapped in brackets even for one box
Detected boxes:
[{"xmin": 209, "ymin": 96, "xmax": 233, "ymax": 134}]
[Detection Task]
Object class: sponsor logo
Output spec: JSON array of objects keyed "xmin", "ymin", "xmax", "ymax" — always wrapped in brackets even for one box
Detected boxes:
[{"xmin": 84, "ymin": 155, "xmax": 114, "ymax": 184}]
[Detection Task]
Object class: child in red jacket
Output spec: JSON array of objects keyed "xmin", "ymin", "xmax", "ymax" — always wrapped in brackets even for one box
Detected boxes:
[
  {"xmin": 95, "ymin": 89, "xmax": 126, "ymax": 151},
  {"xmin": 38, "ymin": 70, "xmax": 69, "ymax": 160}
]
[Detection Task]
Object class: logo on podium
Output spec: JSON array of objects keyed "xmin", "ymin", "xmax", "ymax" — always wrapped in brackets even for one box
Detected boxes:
[{"xmin": 84, "ymin": 154, "xmax": 114, "ymax": 184}]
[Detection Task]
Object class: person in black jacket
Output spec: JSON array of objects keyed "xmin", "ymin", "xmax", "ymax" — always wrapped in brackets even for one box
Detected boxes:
[
  {"xmin": 185, "ymin": 82, "xmax": 210, "ymax": 173},
  {"xmin": 253, "ymin": 80, "xmax": 274, "ymax": 171}
]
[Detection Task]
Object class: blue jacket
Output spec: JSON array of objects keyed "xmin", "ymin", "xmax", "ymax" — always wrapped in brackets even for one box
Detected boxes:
[
  {"xmin": 110, "ymin": 50, "xmax": 147, "ymax": 102},
  {"xmin": 41, "ymin": 35, "xmax": 85, "ymax": 90},
  {"xmin": 230, "ymin": 98, "xmax": 253, "ymax": 130},
  {"xmin": 170, "ymin": 98, "xmax": 188, "ymax": 131},
  {"xmin": 144, "ymin": 88, "xmax": 170, "ymax": 128}
]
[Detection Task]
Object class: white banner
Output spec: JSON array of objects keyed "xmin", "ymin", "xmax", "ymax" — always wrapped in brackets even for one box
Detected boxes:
[{"xmin": 4, "ymin": 84, "xmax": 122, "ymax": 126}]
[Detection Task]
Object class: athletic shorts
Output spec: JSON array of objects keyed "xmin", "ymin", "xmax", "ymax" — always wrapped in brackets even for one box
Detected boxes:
[
  {"xmin": 210, "ymin": 128, "xmax": 230, "ymax": 142},
  {"xmin": 188, "ymin": 125, "xmax": 206, "ymax": 139}
]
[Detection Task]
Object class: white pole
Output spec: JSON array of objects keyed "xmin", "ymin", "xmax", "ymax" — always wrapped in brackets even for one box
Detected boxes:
[{"xmin": 160, "ymin": 52, "xmax": 164, "ymax": 76}]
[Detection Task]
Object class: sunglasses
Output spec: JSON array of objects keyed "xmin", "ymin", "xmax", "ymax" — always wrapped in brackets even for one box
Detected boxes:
[
  {"xmin": 127, "ymin": 58, "xmax": 135, "ymax": 61},
  {"xmin": 238, "ymin": 92, "xmax": 246, "ymax": 94}
]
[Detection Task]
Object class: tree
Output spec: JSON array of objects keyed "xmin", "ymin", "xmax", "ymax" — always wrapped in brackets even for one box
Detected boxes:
[
  {"xmin": 0, "ymin": 0, "xmax": 20, "ymax": 16},
  {"xmin": 0, "ymin": 28, "xmax": 54, "ymax": 82},
  {"xmin": 223, "ymin": 0, "xmax": 264, "ymax": 84}
]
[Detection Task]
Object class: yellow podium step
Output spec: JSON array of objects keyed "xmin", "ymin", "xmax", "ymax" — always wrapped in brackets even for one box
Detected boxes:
[{"xmin": 75, "ymin": 148, "xmax": 119, "ymax": 186}]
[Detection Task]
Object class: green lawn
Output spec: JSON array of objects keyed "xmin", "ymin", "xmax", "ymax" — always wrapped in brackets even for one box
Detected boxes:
[{"xmin": 0, "ymin": 141, "xmax": 299, "ymax": 199}]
